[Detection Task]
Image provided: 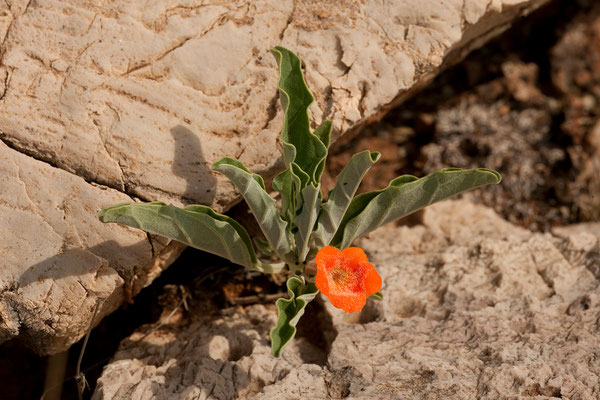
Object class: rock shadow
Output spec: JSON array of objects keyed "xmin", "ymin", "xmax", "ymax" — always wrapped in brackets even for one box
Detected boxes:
[
  {"xmin": 170, "ymin": 125, "xmax": 217, "ymax": 206},
  {"xmin": 16, "ymin": 240, "xmax": 152, "ymax": 289}
]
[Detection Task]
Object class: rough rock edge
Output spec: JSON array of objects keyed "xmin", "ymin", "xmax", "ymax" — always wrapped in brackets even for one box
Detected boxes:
[{"xmin": 0, "ymin": 139, "xmax": 186, "ymax": 354}]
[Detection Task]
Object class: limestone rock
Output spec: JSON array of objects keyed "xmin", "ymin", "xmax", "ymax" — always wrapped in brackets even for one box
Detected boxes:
[
  {"xmin": 93, "ymin": 199, "xmax": 600, "ymax": 399},
  {"xmin": 0, "ymin": 0, "xmax": 549, "ymax": 207},
  {"xmin": 0, "ymin": 141, "xmax": 185, "ymax": 354},
  {"xmin": 0, "ymin": 0, "xmax": 549, "ymax": 353}
]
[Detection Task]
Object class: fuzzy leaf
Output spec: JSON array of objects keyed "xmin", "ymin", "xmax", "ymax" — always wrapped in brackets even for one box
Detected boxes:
[
  {"xmin": 312, "ymin": 120, "xmax": 332, "ymax": 182},
  {"xmin": 270, "ymin": 46, "xmax": 328, "ymax": 185},
  {"xmin": 331, "ymin": 168, "xmax": 502, "ymax": 249},
  {"xmin": 272, "ymin": 168, "xmax": 299, "ymax": 224},
  {"xmin": 212, "ymin": 157, "xmax": 291, "ymax": 259},
  {"xmin": 369, "ymin": 292, "xmax": 383, "ymax": 301},
  {"xmin": 313, "ymin": 150, "xmax": 380, "ymax": 247},
  {"xmin": 273, "ymin": 162, "xmax": 312, "ymax": 227},
  {"xmin": 294, "ymin": 183, "xmax": 321, "ymax": 262},
  {"xmin": 254, "ymin": 237, "xmax": 275, "ymax": 257},
  {"xmin": 313, "ymin": 120, "xmax": 332, "ymax": 149},
  {"xmin": 270, "ymin": 276, "xmax": 319, "ymax": 357},
  {"xmin": 99, "ymin": 202, "xmax": 257, "ymax": 270}
]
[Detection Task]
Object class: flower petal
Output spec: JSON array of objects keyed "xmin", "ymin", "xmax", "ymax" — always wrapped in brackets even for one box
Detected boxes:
[
  {"xmin": 328, "ymin": 292, "xmax": 367, "ymax": 313},
  {"xmin": 315, "ymin": 265, "xmax": 330, "ymax": 296},
  {"xmin": 363, "ymin": 262, "xmax": 382, "ymax": 297},
  {"xmin": 341, "ymin": 247, "xmax": 368, "ymax": 265},
  {"xmin": 315, "ymin": 246, "xmax": 341, "ymax": 271}
]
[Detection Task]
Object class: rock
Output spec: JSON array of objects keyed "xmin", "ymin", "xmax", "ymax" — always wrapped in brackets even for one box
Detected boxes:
[
  {"xmin": 93, "ymin": 199, "xmax": 600, "ymax": 399},
  {"xmin": 91, "ymin": 304, "xmax": 328, "ymax": 400},
  {"xmin": 0, "ymin": 0, "xmax": 550, "ymax": 206},
  {"xmin": 0, "ymin": 140, "xmax": 185, "ymax": 354},
  {"xmin": 0, "ymin": 0, "xmax": 550, "ymax": 353}
]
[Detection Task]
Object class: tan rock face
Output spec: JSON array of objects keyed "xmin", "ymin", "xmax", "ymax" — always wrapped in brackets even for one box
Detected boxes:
[
  {"xmin": 93, "ymin": 200, "xmax": 600, "ymax": 399},
  {"xmin": 0, "ymin": 140, "xmax": 185, "ymax": 354},
  {"xmin": 0, "ymin": 0, "xmax": 549, "ymax": 353},
  {"xmin": 0, "ymin": 0, "xmax": 549, "ymax": 207}
]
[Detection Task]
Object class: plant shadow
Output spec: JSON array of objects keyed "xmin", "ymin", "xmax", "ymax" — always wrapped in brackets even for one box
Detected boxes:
[
  {"xmin": 170, "ymin": 124, "xmax": 217, "ymax": 206},
  {"xmin": 17, "ymin": 240, "xmax": 152, "ymax": 289},
  {"xmin": 16, "ymin": 123, "xmax": 222, "ymax": 319}
]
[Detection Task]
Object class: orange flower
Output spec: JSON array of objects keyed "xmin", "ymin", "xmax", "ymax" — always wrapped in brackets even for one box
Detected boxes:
[{"xmin": 315, "ymin": 246, "xmax": 382, "ymax": 313}]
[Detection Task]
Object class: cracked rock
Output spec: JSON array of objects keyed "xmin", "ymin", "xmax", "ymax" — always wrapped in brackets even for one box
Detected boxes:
[
  {"xmin": 0, "ymin": 140, "xmax": 185, "ymax": 354},
  {"xmin": 93, "ymin": 199, "xmax": 600, "ymax": 399},
  {"xmin": 0, "ymin": 0, "xmax": 549, "ymax": 354},
  {"xmin": 0, "ymin": 0, "xmax": 549, "ymax": 207}
]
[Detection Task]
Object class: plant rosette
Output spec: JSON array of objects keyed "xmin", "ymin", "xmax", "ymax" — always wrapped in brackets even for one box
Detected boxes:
[{"xmin": 99, "ymin": 46, "xmax": 502, "ymax": 357}]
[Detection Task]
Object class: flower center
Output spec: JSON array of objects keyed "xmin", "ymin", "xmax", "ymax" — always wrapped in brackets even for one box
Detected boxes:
[{"xmin": 330, "ymin": 267, "xmax": 350, "ymax": 286}]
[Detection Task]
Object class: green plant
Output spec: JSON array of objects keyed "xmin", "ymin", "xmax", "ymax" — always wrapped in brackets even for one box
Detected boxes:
[{"xmin": 99, "ymin": 46, "xmax": 501, "ymax": 357}]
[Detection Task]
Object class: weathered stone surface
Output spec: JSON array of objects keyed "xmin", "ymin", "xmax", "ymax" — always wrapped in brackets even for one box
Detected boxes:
[
  {"xmin": 0, "ymin": 0, "xmax": 549, "ymax": 207},
  {"xmin": 0, "ymin": 0, "xmax": 550, "ymax": 354},
  {"xmin": 93, "ymin": 199, "xmax": 600, "ymax": 399},
  {"xmin": 0, "ymin": 140, "xmax": 185, "ymax": 354}
]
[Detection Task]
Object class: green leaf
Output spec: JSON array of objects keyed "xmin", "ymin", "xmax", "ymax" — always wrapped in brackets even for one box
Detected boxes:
[
  {"xmin": 272, "ymin": 168, "xmax": 299, "ymax": 224},
  {"xmin": 368, "ymin": 292, "xmax": 383, "ymax": 301},
  {"xmin": 294, "ymin": 183, "xmax": 321, "ymax": 262},
  {"xmin": 312, "ymin": 120, "xmax": 332, "ymax": 183},
  {"xmin": 270, "ymin": 276, "xmax": 319, "ymax": 357},
  {"xmin": 331, "ymin": 168, "xmax": 502, "ymax": 249},
  {"xmin": 313, "ymin": 150, "xmax": 380, "ymax": 247},
  {"xmin": 99, "ymin": 202, "xmax": 257, "ymax": 270},
  {"xmin": 254, "ymin": 237, "xmax": 275, "ymax": 257},
  {"xmin": 212, "ymin": 157, "xmax": 291, "ymax": 259},
  {"xmin": 270, "ymin": 46, "xmax": 328, "ymax": 185},
  {"xmin": 272, "ymin": 163, "xmax": 311, "ymax": 227},
  {"xmin": 313, "ymin": 120, "xmax": 332, "ymax": 149}
]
